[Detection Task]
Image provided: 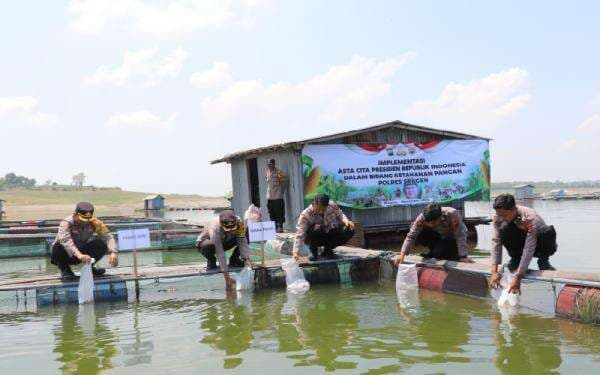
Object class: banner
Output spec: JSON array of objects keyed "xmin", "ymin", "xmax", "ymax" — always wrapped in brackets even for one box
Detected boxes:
[{"xmin": 302, "ymin": 140, "xmax": 490, "ymax": 208}]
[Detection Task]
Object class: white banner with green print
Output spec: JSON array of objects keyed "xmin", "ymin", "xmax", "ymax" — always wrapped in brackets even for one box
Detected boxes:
[{"xmin": 302, "ymin": 140, "xmax": 490, "ymax": 209}]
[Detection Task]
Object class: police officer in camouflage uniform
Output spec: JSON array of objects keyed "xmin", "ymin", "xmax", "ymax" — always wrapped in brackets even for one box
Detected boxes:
[
  {"xmin": 292, "ymin": 194, "xmax": 355, "ymax": 261},
  {"xmin": 51, "ymin": 202, "xmax": 119, "ymax": 281},
  {"xmin": 489, "ymin": 194, "xmax": 557, "ymax": 294},
  {"xmin": 394, "ymin": 203, "xmax": 474, "ymax": 266},
  {"xmin": 266, "ymin": 159, "xmax": 287, "ymax": 233},
  {"xmin": 196, "ymin": 210, "xmax": 253, "ymax": 290}
]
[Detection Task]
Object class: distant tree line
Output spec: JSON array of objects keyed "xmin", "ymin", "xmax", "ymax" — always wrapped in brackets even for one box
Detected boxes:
[
  {"xmin": 0, "ymin": 173, "xmax": 36, "ymax": 188},
  {"xmin": 492, "ymin": 180, "xmax": 600, "ymax": 189}
]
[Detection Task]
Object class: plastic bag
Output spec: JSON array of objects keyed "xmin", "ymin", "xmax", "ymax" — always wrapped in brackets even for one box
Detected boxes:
[
  {"xmin": 244, "ymin": 204, "xmax": 262, "ymax": 224},
  {"xmin": 281, "ymin": 258, "xmax": 310, "ymax": 293},
  {"xmin": 235, "ymin": 266, "xmax": 255, "ymax": 291},
  {"xmin": 78, "ymin": 258, "xmax": 96, "ymax": 304},
  {"xmin": 492, "ymin": 271, "xmax": 519, "ymax": 307},
  {"xmin": 396, "ymin": 264, "xmax": 419, "ymax": 291}
]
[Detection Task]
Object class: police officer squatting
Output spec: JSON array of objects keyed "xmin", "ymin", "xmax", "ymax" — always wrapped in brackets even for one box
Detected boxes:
[
  {"xmin": 51, "ymin": 202, "xmax": 119, "ymax": 281},
  {"xmin": 292, "ymin": 193, "xmax": 356, "ymax": 261},
  {"xmin": 393, "ymin": 203, "xmax": 474, "ymax": 266},
  {"xmin": 489, "ymin": 193, "xmax": 557, "ymax": 294},
  {"xmin": 196, "ymin": 210, "xmax": 253, "ymax": 290}
]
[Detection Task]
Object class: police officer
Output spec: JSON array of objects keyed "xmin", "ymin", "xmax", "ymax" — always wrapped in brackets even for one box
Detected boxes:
[
  {"xmin": 51, "ymin": 202, "xmax": 119, "ymax": 281},
  {"xmin": 196, "ymin": 210, "xmax": 252, "ymax": 290},
  {"xmin": 394, "ymin": 203, "xmax": 473, "ymax": 266},
  {"xmin": 489, "ymin": 194, "xmax": 557, "ymax": 294},
  {"xmin": 266, "ymin": 159, "xmax": 287, "ymax": 233},
  {"xmin": 292, "ymin": 194, "xmax": 355, "ymax": 261}
]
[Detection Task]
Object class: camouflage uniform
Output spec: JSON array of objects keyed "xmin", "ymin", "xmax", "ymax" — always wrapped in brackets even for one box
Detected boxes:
[
  {"xmin": 51, "ymin": 215, "xmax": 117, "ymax": 269},
  {"xmin": 196, "ymin": 216, "xmax": 251, "ymax": 272},
  {"xmin": 401, "ymin": 207, "xmax": 468, "ymax": 260},
  {"xmin": 491, "ymin": 205, "xmax": 556, "ymax": 275},
  {"xmin": 293, "ymin": 203, "xmax": 354, "ymax": 256},
  {"xmin": 266, "ymin": 168, "xmax": 287, "ymax": 230}
]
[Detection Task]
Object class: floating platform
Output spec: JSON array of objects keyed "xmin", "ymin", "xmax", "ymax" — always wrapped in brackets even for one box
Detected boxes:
[
  {"xmin": 1, "ymin": 245, "xmax": 599, "ymax": 324},
  {"xmin": 0, "ymin": 217, "xmax": 203, "ymax": 258}
]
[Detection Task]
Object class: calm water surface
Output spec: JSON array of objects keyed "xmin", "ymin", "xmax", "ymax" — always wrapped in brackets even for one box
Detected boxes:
[
  {"xmin": 1, "ymin": 282, "xmax": 599, "ymax": 374},
  {"xmin": 1, "ymin": 200, "xmax": 599, "ymax": 374},
  {"xmin": 465, "ymin": 200, "xmax": 600, "ymax": 271}
]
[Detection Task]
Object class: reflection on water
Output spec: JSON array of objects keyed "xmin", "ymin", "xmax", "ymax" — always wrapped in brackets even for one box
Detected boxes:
[
  {"xmin": 2, "ymin": 282, "xmax": 597, "ymax": 373},
  {"xmin": 52, "ymin": 303, "xmax": 119, "ymax": 374}
]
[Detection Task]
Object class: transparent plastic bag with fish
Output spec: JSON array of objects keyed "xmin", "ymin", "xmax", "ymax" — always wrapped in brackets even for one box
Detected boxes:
[
  {"xmin": 281, "ymin": 258, "xmax": 310, "ymax": 293},
  {"xmin": 78, "ymin": 258, "xmax": 96, "ymax": 304}
]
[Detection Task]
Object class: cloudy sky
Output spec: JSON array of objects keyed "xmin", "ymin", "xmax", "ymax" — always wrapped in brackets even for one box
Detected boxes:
[{"xmin": 2, "ymin": 1, "xmax": 599, "ymax": 195}]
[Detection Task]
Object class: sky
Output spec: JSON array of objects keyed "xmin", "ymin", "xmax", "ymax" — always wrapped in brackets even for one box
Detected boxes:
[{"xmin": 1, "ymin": 0, "xmax": 599, "ymax": 196}]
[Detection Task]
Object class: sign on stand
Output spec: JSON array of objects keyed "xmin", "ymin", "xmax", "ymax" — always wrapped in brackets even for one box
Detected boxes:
[
  {"xmin": 117, "ymin": 228, "xmax": 151, "ymax": 300},
  {"xmin": 118, "ymin": 228, "xmax": 151, "ymax": 250},
  {"xmin": 248, "ymin": 221, "xmax": 276, "ymax": 266}
]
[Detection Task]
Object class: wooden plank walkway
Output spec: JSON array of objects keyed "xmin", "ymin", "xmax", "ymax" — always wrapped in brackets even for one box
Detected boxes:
[
  {"xmin": 1, "ymin": 246, "xmax": 599, "ymax": 293},
  {"xmin": 0, "ymin": 247, "xmax": 380, "ymax": 292},
  {"xmin": 0, "ymin": 228, "xmax": 203, "ymax": 240}
]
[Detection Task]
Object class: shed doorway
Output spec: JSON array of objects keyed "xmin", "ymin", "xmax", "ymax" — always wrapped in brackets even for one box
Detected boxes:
[{"xmin": 246, "ymin": 158, "xmax": 261, "ymax": 207}]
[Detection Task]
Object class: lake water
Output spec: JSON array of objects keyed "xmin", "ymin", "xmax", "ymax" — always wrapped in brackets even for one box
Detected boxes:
[
  {"xmin": 1, "ymin": 281, "xmax": 599, "ymax": 374},
  {"xmin": 465, "ymin": 200, "xmax": 600, "ymax": 272},
  {"xmin": 1, "ymin": 200, "xmax": 599, "ymax": 374}
]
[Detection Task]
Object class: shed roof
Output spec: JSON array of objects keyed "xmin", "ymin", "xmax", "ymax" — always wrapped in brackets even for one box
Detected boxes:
[
  {"xmin": 514, "ymin": 184, "xmax": 535, "ymax": 188},
  {"xmin": 144, "ymin": 194, "xmax": 164, "ymax": 200},
  {"xmin": 211, "ymin": 120, "xmax": 491, "ymax": 164}
]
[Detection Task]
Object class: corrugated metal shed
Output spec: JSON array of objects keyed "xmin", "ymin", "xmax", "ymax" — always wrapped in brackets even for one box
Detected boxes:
[
  {"xmin": 144, "ymin": 195, "xmax": 165, "ymax": 210},
  {"xmin": 514, "ymin": 184, "xmax": 535, "ymax": 200},
  {"xmin": 212, "ymin": 120, "xmax": 490, "ymax": 231}
]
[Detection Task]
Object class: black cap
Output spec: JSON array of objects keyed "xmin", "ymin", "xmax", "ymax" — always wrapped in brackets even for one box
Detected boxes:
[
  {"xmin": 75, "ymin": 202, "xmax": 94, "ymax": 215},
  {"xmin": 493, "ymin": 194, "xmax": 516, "ymax": 210},
  {"xmin": 423, "ymin": 203, "xmax": 442, "ymax": 222},
  {"xmin": 314, "ymin": 194, "xmax": 330, "ymax": 206},
  {"xmin": 267, "ymin": 159, "xmax": 276, "ymax": 165}
]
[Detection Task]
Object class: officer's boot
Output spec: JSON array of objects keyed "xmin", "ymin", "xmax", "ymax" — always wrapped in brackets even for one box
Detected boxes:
[
  {"xmin": 505, "ymin": 257, "xmax": 521, "ymax": 272},
  {"xmin": 60, "ymin": 265, "xmax": 77, "ymax": 282},
  {"xmin": 91, "ymin": 266, "xmax": 106, "ymax": 276},
  {"xmin": 200, "ymin": 248, "xmax": 218, "ymax": 270},
  {"xmin": 228, "ymin": 248, "xmax": 244, "ymax": 268},
  {"xmin": 537, "ymin": 256, "xmax": 556, "ymax": 271},
  {"xmin": 323, "ymin": 246, "xmax": 338, "ymax": 260},
  {"xmin": 309, "ymin": 246, "xmax": 319, "ymax": 262}
]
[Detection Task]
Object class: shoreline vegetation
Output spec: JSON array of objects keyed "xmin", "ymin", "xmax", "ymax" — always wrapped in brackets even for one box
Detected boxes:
[
  {"xmin": 1, "ymin": 180, "xmax": 599, "ymax": 221},
  {"xmin": 0, "ymin": 186, "xmax": 228, "ymax": 221}
]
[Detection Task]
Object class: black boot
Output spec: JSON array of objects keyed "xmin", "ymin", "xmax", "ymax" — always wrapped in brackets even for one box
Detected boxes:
[
  {"xmin": 309, "ymin": 246, "xmax": 319, "ymax": 262},
  {"xmin": 205, "ymin": 257, "xmax": 218, "ymax": 271},
  {"xmin": 323, "ymin": 247, "xmax": 338, "ymax": 260},
  {"xmin": 60, "ymin": 266, "xmax": 77, "ymax": 282},
  {"xmin": 228, "ymin": 250, "xmax": 244, "ymax": 268},
  {"xmin": 92, "ymin": 266, "xmax": 106, "ymax": 276},
  {"xmin": 537, "ymin": 256, "xmax": 556, "ymax": 271},
  {"xmin": 505, "ymin": 257, "xmax": 521, "ymax": 272},
  {"xmin": 276, "ymin": 223, "xmax": 284, "ymax": 233}
]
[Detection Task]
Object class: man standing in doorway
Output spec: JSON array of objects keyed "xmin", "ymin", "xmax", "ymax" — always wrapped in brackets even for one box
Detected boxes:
[{"xmin": 266, "ymin": 158, "xmax": 287, "ymax": 233}]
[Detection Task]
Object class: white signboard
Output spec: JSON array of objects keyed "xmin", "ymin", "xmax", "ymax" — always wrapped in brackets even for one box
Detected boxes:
[
  {"xmin": 117, "ymin": 228, "xmax": 151, "ymax": 250},
  {"xmin": 248, "ymin": 221, "xmax": 276, "ymax": 243}
]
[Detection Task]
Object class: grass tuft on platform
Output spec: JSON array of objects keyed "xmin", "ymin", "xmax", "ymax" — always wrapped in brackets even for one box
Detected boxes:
[{"xmin": 576, "ymin": 292, "xmax": 600, "ymax": 325}]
